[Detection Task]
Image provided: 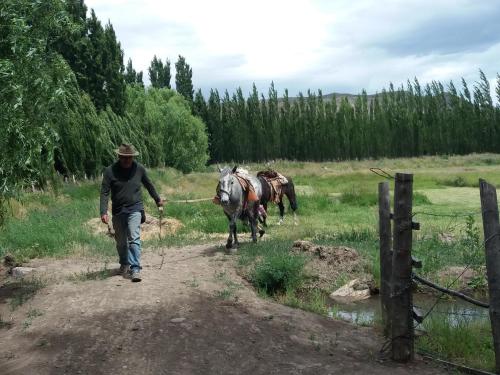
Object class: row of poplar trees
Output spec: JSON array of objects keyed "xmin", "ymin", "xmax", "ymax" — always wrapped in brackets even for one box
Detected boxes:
[{"xmin": 194, "ymin": 72, "xmax": 500, "ymax": 163}]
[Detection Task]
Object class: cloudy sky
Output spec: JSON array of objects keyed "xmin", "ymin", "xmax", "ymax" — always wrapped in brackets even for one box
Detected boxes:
[{"xmin": 86, "ymin": 0, "xmax": 500, "ymax": 98}]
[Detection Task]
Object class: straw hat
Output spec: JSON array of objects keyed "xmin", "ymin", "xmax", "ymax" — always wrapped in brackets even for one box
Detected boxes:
[{"xmin": 115, "ymin": 143, "xmax": 139, "ymax": 157}]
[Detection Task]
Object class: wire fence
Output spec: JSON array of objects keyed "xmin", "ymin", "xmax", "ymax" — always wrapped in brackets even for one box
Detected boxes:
[
  {"xmin": 375, "ymin": 171, "xmax": 499, "ymax": 373},
  {"xmin": 411, "ymin": 218, "xmax": 499, "ymax": 328}
]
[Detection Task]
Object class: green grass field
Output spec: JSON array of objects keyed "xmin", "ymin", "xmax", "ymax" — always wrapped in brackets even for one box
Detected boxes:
[
  {"xmin": 2, "ymin": 153, "xmax": 498, "ymax": 279},
  {"xmin": 1, "ymin": 153, "xmax": 500, "ymax": 371}
]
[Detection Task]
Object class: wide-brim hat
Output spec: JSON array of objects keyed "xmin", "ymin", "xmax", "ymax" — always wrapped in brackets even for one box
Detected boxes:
[{"xmin": 115, "ymin": 143, "xmax": 139, "ymax": 156}]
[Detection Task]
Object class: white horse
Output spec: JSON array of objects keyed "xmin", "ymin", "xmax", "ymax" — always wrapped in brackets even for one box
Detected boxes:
[{"xmin": 217, "ymin": 166, "xmax": 263, "ymax": 249}]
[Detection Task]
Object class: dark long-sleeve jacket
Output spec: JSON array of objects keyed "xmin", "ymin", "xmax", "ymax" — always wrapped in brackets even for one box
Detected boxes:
[{"xmin": 100, "ymin": 161, "xmax": 160, "ymax": 216}]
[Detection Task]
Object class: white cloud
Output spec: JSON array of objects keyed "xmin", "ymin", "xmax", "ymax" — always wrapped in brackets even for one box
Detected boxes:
[{"xmin": 86, "ymin": 0, "xmax": 500, "ymax": 97}]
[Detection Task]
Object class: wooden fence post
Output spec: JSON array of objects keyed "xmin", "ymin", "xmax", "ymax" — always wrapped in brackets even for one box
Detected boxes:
[
  {"xmin": 379, "ymin": 182, "xmax": 392, "ymax": 337},
  {"xmin": 391, "ymin": 173, "xmax": 414, "ymax": 362},
  {"xmin": 479, "ymin": 179, "xmax": 500, "ymax": 374}
]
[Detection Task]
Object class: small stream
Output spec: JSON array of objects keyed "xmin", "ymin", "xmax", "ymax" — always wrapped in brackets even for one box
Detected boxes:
[{"xmin": 329, "ymin": 294, "xmax": 489, "ymax": 327}]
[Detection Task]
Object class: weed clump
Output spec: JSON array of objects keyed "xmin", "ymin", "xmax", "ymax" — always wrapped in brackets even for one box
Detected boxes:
[
  {"xmin": 251, "ymin": 252, "xmax": 306, "ymax": 295},
  {"xmin": 440, "ymin": 176, "xmax": 476, "ymax": 188}
]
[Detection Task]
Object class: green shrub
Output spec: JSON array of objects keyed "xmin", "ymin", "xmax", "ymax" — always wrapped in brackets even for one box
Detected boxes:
[
  {"xmin": 440, "ymin": 176, "xmax": 476, "ymax": 188},
  {"xmin": 251, "ymin": 252, "xmax": 306, "ymax": 295}
]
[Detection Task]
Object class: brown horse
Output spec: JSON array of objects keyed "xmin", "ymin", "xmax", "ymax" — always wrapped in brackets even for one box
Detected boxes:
[{"xmin": 257, "ymin": 171, "xmax": 298, "ymax": 226}]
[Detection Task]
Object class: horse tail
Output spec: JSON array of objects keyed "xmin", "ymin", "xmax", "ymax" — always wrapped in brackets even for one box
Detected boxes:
[
  {"xmin": 258, "ymin": 176, "xmax": 271, "ymax": 204},
  {"xmin": 285, "ymin": 177, "xmax": 298, "ymax": 211}
]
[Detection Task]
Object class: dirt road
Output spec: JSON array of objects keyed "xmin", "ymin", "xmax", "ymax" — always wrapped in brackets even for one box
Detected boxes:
[{"xmin": 0, "ymin": 244, "xmax": 446, "ymax": 374}]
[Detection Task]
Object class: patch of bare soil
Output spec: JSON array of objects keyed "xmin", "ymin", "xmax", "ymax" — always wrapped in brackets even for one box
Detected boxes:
[
  {"xmin": 86, "ymin": 214, "xmax": 183, "ymax": 240},
  {"xmin": 0, "ymin": 244, "xmax": 445, "ymax": 374},
  {"xmin": 292, "ymin": 240, "xmax": 370, "ymax": 292}
]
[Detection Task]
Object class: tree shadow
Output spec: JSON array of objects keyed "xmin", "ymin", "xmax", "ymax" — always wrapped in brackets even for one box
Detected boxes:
[{"xmin": 0, "ymin": 277, "xmax": 45, "ymax": 308}]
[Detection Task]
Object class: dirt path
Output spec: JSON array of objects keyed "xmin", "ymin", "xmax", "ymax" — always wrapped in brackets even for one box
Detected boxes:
[{"xmin": 0, "ymin": 244, "xmax": 446, "ymax": 375}]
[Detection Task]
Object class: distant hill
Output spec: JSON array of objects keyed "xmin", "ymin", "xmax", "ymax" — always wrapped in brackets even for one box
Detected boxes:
[{"xmin": 278, "ymin": 92, "xmax": 377, "ymax": 106}]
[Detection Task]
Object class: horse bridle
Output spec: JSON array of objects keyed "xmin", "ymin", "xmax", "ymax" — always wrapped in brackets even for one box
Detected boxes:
[
  {"xmin": 218, "ymin": 187, "xmax": 231, "ymax": 197},
  {"xmin": 217, "ymin": 174, "xmax": 234, "ymax": 198},
  {"xmin": 217, "ymin": 181, "xmax": 231, "ymax": 198}
]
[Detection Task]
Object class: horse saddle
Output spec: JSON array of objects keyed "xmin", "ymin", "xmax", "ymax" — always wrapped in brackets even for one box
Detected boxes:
[
  {"xmin": 234, "ymin": 173, "xmax": 259, "ymax": 202},
  {"xmin": 257, "ymin": 170, "xmax": 288, "ymax": 203},
  {"xmin": 257, "ymin": 170, "xmax": 288, "ymax": 185}
]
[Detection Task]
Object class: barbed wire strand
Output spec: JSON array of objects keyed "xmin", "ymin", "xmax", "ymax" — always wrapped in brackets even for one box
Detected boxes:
[
  {"xmin": 412, "ymin": 210, "xmax": 482, "ymax": 218},
  {"xmin": 369, "ymin": 168, "xmax": 395, "ymax": 180},
  {"xmin": 413, "ymin": 232, "xmax": 498, "ymax": 329}
]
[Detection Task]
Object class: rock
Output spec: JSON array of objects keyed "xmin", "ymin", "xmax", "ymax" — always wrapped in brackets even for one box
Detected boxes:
[
  {"xmin": 330, "ymin": 278, "xmax": 372, "ymax": 303},
  {"xmin": 11, "ymin": 267, "xmax": 35, "ymax": 278},
  {"xmin": 352, "ymin": 280, "xmax": 369, "ymax": 291},
  {"xmin": 170, "ymin": 317, "xmax": 186, "ymax": 323}
]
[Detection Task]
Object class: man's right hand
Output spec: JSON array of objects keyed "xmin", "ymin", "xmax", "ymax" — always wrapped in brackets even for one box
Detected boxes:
[{"xmin": 101, "ymin": 214, "xmax": 109, "ymax": 224}]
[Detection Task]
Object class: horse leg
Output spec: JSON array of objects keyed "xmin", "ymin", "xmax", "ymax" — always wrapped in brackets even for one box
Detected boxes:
[
  {"xmin": 257, "ymin": 204, "xmax": 265, "ymax": 238},
  {"xmin": 250, "ymin": 219, "xmax": 258, "ymax": 243},
  {"xmin": 262, "ymin": 203, "xmax": 268, "ymax": 227},
  {"xmin": 233, "ymin": 218, "xmax": 239, "ymax": 247},
  {"xmin": 226, "ymin": 215, "xmax": 235, "ymax": 249},
  {"xmin": 249, "ymin": 206, "xmax": 259, "ymax": 243},
  {"xmin": 258, "ymin": 222, "xmax": 265, "ymax": 238},
  {"xmin": 278, "ymin": 198, "xmax": 285, "ymax": 225},
  {"xmin": 285, "ymin": 186, "xmax": 299, "ymax": 226}
]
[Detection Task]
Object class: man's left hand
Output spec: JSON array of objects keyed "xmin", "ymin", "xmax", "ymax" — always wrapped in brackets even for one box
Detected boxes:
[{"xmin": 157, "ymin": 199, "xmax": 165, "ymax": 207}]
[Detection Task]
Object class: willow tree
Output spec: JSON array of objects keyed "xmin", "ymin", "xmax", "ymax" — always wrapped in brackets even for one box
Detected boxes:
[{"xmin": 0, "ymin": 0, "xmax": 77, "ymax": 197}]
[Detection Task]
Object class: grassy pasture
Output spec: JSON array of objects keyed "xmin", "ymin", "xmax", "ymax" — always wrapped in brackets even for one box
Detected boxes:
[
  {"xmin": 2, "ymin": 153, "xmax": 499, "ymax": 270},
  {"xmin": 1, "ymin": 153, "xmax": 500, "ymax": 371}
]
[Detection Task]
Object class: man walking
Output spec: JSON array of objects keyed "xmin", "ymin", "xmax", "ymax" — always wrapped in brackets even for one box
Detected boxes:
[{"xmin": 100, "ymin": 143, "xmax": 164, "ymax": 282}]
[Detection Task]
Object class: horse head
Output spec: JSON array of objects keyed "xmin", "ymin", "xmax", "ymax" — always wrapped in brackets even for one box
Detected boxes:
[{"xmin": 218, "ymin": 166, "xmax": 237, "ymax": 205}]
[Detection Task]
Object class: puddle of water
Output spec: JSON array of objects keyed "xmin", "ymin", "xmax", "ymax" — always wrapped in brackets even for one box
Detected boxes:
[{"xmin": 330, "ymin": 294, "xmax": 489, "ymax": 327}]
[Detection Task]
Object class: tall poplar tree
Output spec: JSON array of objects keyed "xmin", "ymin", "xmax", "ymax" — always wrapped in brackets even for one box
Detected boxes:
[
  {"xmin": 125, "ymin": 58, "xmax": 144, "ymax": 86},
  {"xmin": 175, "ymin": 55, "xmax": 194, "ymax": 103},
  {"xmin": 148, "ymin": 56, "xmax": 171, "ymax": 89}
]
